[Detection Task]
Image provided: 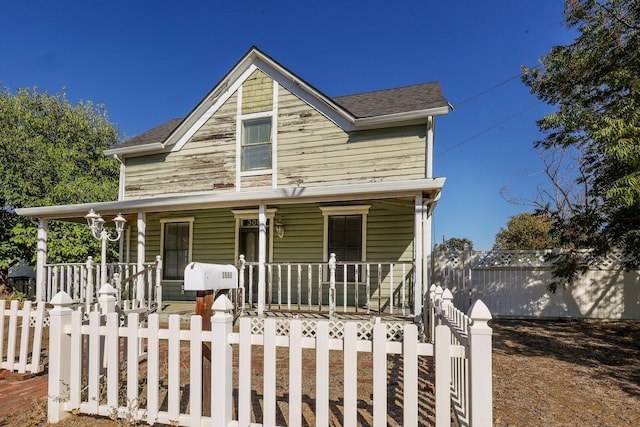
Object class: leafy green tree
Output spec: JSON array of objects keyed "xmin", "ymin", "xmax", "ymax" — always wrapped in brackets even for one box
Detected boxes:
[
  {"xmin": 493, "ymin": 212, "xmax": 558, "ymax": 250},
  {"xmin": 434, "ymin": 237, "xmax": 473, "ymax": 252},
  {"xmin": 522, "ymin": 0, "xmax": 640, "ymax": 286},
  {"xmin": 0, "ymin": 86, "xmax": 120, "ymax": 287}
]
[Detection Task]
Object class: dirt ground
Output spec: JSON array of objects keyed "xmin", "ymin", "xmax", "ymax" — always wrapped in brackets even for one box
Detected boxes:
[{"xmin": 1, "ymin": 318, "xmax": 639, "ymax": 426}]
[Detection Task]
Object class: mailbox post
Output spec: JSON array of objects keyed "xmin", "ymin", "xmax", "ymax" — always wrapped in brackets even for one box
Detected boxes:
[{"xmin": 184, "ymin": 262, "xmax": 238, "ymax": 416}]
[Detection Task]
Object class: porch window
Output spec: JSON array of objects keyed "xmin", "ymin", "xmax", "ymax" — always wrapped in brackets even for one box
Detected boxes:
[
  {"xmin": 320, "ymin": 205, "xmax": 370, "ymax": 281},
  {"xmin": 241, "ymin": 118, "xmax": 272, "ymax": 171},
  {"xmin": 161, "ymin": 218, "xmax": 194, "ymax": 280}
]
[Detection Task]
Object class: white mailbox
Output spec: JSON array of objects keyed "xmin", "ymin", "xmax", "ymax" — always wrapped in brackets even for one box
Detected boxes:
[{"xmin": 183, "ymin": 262, "xmax": 238, "ymax": 291}]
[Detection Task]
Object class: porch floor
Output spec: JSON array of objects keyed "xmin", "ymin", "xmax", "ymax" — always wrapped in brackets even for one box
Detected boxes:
[{"xmin": 158, "ymin": 301, "xmax": 415, "ymax": 324}]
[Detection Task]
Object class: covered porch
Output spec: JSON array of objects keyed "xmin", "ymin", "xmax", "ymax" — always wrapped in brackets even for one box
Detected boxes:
[{"xmin": 16, "ymin": 179, "xmax": 444, "ymax": 321}]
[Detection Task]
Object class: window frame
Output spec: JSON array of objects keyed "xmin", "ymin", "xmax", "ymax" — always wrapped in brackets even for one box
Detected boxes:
[
  {"xmin": 241, "ymin": 117, "xmax": 273, "ymax": 172},
  {"xmin": 159, "ymin": 217, "xmax": 195, "ymax": 281},
  {"xmin": 235, "ymin": 81, "xmax": 279, "ymax": 189},
  {"xmin": 320, "ymin": 205, "xmax": 370, "ymax": 264}
]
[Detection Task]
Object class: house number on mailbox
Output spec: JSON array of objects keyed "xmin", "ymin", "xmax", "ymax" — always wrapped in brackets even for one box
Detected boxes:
[{"xmin": 221, "ymin": 271, "xmax": 233, "ymax": 279}]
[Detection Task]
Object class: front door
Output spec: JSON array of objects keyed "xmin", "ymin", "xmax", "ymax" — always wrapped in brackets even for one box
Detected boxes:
[{"xmin": 238, "ymin": 218, "xmax": 269, "ymax": 303}]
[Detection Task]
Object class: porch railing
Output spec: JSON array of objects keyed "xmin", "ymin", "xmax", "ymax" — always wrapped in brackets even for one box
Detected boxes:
[
  {"xmin": 43, "ymin": 256, "xmax": 162, "ymax": 310},
  {"xmin": 238, "ymin": 253, "xmax": 414, "ymax": 316}
]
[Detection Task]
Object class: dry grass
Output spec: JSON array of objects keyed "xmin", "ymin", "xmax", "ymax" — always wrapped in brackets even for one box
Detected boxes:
[{"xmin": 1, "ymin": 319, "xmax": 639, "ymax": 426}]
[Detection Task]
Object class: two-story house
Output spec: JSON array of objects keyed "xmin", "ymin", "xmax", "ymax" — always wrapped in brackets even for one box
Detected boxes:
[{"xmin": 17, "ymin": 46, "xmax": 449, "ymax": 319}]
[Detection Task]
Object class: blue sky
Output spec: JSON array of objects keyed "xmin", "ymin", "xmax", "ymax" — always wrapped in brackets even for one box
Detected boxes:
[{"xmin": 1, "ymin": 1, "xmax": 576, "ymax": 250}]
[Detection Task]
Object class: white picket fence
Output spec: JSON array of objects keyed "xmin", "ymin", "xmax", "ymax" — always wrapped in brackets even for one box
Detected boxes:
[
  {"xmin": 428, "ymin": 285, "xmax": 493, "ymax": 426},
  {"xmin": 0, "ymin": 299, "xmax": 48, "ymax": 374},
  {"xmin": 47, "ymin": 289, "xmax": 493, "ymax": 427}
]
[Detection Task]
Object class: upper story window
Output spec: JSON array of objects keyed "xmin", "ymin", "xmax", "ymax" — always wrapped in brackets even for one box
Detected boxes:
[{"xmin": 242, "ymin": 118, "xmax": 272, "ymax": 171}]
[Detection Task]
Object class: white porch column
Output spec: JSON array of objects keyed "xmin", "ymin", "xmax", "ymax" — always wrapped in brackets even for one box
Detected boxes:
[
  {"xmin": 414, "ymin": 194, "xmax": 424, "ymax": 318},
  {"xmin": 257, "ymin": 203, "xmax": 267, "ymax": 315},
  {"xmin": 36, "ymin": 218, "xmax": 48, "ymax": 302},
  {"xmin": 423, "ymin": 202, "xmax": 433, "ymax": 323},
  {"xmin": 137, "ymin": 212, "xmax": 146, "ymax": 268}
]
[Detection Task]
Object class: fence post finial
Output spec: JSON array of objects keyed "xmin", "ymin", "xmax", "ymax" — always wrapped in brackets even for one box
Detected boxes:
[
  {"xmin": 98, "ymin": 283, "xmax": 118, "ymax": 314},
  {"xmin": 468, "ymin": 299, "xmax": 493, "ymax": 426},
  {"xmin": 48, "ymin": 291, "xmax": 73, "ymax": 423}
]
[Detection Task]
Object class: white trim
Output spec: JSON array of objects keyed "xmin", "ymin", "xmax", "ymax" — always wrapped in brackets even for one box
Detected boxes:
[
  {"xmin": 271, "ymin": 80, "xmax": 278, "ymax": 189},
  {"xmin": 16, "ymin": 178, "xmax": 445, "ymax": 219},
  {"xmin": 232, "ymin": 209, "xmax": 277, "ymax": 262},
  {"xmin": 235, "ymin": 85, "xmax": 243, "ymax": 190},
  {"xmin": 319, "ymin": 205, "xmax": 370, "ymax": 263},
  {"xmin": 414, "ymin": 194, "xmax": 423, "ymax": 317},
  {"xmin": 173, "ymin": 65, "xmax": 258, "ymax": 153},
  {"xmin": 426, "ymin": 117, "xmax": 434, "ymax": 179},
  {"xmin": 236, "ymin": 79, "xmax": 277, "ymax": 184},
  {"xmin": 159, "ymin": 217, "xmax": 195, "ymax": 280}
]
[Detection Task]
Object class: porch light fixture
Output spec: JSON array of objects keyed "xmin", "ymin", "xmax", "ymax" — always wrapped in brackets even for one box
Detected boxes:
[
  {"xmin": 275, "ymin": 218, "xmax": 285, "ymax": 239},
  {"xmin": 85, "ymin": 209, "xmax": 127, "ymax": 286}
]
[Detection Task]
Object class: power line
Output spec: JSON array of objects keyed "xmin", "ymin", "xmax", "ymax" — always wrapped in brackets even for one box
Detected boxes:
[
  {"xmin": 435, "ymin": 102, "xmax": 540, "ymax": 158},
  {"xmin": 453, "ymin": 73, "xmax": 522, "ymax": 107}
]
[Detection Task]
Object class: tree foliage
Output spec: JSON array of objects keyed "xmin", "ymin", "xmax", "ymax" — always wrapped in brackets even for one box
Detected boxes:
[
  {"xmin": 493, "ymin": 212, "xmax": 558, "ymax": 250},
  {"xmin": 0, "ymin": 86, "xmax": 120, "ymax": 286},
  {"xmin": 434, "ymin": 237, "xmax": 473, "ymax": 252},
  {"xmin": 522, "ymin": 0, "xmax": 640, "ymax": 285}
]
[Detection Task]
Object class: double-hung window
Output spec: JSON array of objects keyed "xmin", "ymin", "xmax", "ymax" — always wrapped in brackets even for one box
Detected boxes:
[
  {"xmin": 242, "ymin": 118, "xmax": 272, "ymax": 171},
  {"xmin": 161, "ymin": 218, "xmax": 194, "ymax": 280}
]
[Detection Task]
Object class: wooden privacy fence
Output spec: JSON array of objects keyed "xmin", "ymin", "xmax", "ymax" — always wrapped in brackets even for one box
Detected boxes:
[
  {"xmin": 432, "ymin": 248, "xmax": 640, "ymax": 319},
  {"xmin": 0, "ymin": 299, "xmax": 48, "ymax": 375},
  {"xmin": 47, "ymin": 291, "xmax": 493, "ymax": 426}
]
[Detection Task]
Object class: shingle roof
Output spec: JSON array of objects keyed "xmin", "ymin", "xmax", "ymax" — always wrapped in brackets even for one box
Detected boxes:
[
  {"xmin": 118, "ymin": 118, "xmax": 184, "ymax": 149},
  {"xmin": 115, "ymin": 82, "xmax": 448, "ymax": 150},
  {"xmin": 333, "ymin": 82, "xmax": 447, "ymax": 118}
]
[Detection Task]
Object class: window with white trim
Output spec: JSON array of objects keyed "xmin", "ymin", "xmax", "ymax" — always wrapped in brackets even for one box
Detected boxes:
[
  {"xmin": 241, "ymin": 118, "xmax": 272, "ymax": 171},
  {"xmin": 320, "ymin": 206, "xmax": 370, "ymax": 281},
  {"xmin": 160, "ymin": 217, "xmax": 194, "ymax": 280}
]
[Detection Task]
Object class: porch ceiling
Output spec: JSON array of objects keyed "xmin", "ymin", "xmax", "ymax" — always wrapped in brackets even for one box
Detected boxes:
[{"xmin": 15, "ymin": 178, "xmax": 445, "ymax": 220}]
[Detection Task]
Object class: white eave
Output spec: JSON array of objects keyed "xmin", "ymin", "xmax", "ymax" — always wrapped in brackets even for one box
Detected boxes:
[
  {"xmin": 15, "ymin": 178, "xmax": 446, "ymax": 220},
  {"xmin": 353, "ymin": 106, "xmax": 450, "ymax": 130},
  {"xmin": 104, "ymin": 142, "xmax": 164, "ymax": 157}
]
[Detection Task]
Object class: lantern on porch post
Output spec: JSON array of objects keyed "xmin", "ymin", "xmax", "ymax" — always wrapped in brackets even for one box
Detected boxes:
[{"xmin": 85, "ymin": 209, "xmax": 127, "ymax": 287}]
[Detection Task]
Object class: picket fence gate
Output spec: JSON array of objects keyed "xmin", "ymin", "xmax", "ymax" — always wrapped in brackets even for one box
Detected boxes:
[
  {"xmin": 0, "ymin": 299, "xmax": 48, "ymax": 375},
  {"xmin": 48, "ymin": 291, "xmax": 493, "ymax": 427}
]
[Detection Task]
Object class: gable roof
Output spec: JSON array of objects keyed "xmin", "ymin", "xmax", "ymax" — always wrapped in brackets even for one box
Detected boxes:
[{"xmin": 106, "ymin": 46, "xmax": 449, "ymax": 156}]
